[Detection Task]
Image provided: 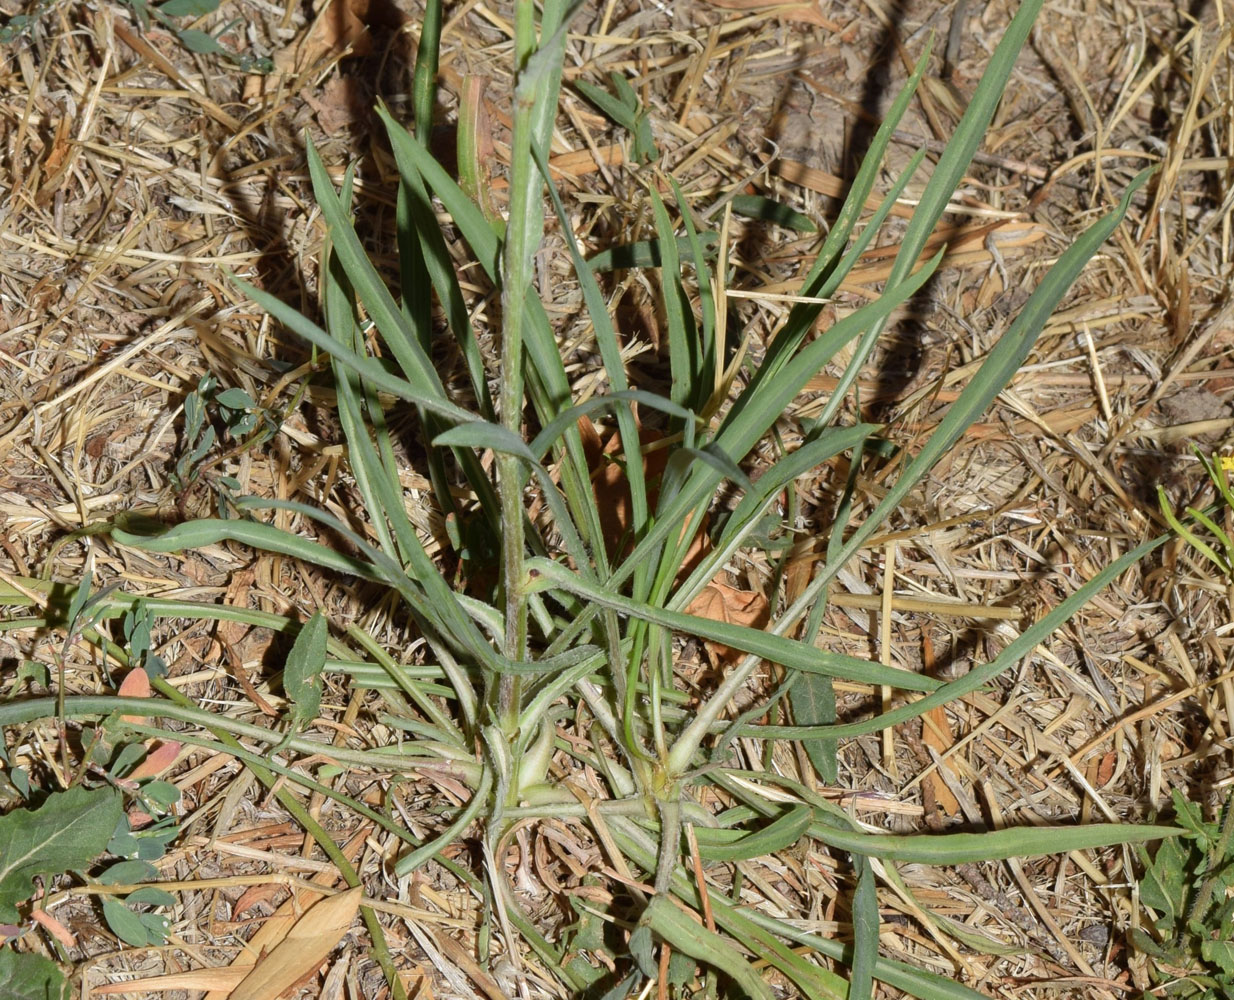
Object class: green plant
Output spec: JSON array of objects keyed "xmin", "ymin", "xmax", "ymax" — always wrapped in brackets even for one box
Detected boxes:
[
  {"xmin": 1158, "ymin": 450, "xmax": 1234, "ymax": 583},
  {"xmin": 171, "ymin": 371, "xmax": 288, "ymax": 515},
  {"xmin": 1, "ymin": 0, "xmax": 1184, "ymax": 995},
  {"xmin": 122, "ymin": 0, "xmax": 273, "ymax": 72},
  {"xmin": 1133, "ymin": 790, "xmax": 1234, "ymax": 998}
]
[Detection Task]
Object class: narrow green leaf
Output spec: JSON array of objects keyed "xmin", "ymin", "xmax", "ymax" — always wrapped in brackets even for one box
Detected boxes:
[
  {"xmin": 649, "ymin": 188, "xmax": 698, "ymax": 409},
  {"xmin": 231, "ymin": 274, "xmax": 475, "ymax": 426},
  {"xmin": 849, "ymin": 856, "xmax": 877, "ymax": 1000},
  {"xmin": 174, "ymin": 28, "xmax": 225, "ymax": 55},
  {"xmin": 114, "ymin": 519, "xmax": 377, "ymax": 582},
  {"xmin": 587, "ymin": 233, "xmax": 717, "ymax": 271},
  {"xmin": 575, "ymin": 78, "xmax": 639, "ymax": 130},
  {"xmin": 531, "ymin": 558, "xmax": 940, "ymax": 691},
  {"xmin": 809, "ymin": 818, "xmax": 1180, "ymax": 864},
  {"xmin": 433, "ymin": 422, "xmax": 538, "ymax": 463},
  {"xmin": 640, "ymin": 897, "xmax": 774, "ymax": 1000},
  {"xmin": 692, "ymin": 804, "xmax": 811, "ymax": 862},
  {"xmin": 744, "ymin": 531, "xmax": 1170, "ymax": 742},
  {"xmin": 730, "ymin": 194, "xmax": 816, "ymax": 232},
  {"xmin": 789, "ymin": 672, "xmax": 837, "ymax": 783},
  {"xmin": 157, "ymin": 0, "xmax": 220, "ymax": 16}
]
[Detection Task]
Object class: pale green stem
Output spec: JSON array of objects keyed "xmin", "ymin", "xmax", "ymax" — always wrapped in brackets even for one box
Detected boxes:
[{"xmin": 495, "ymin": 0, "xmax": 541, "ymax": 732}]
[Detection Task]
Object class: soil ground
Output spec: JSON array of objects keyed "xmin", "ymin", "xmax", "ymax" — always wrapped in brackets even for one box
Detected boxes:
[{"xmin": 2, "ymin": 0, "xmax": 1234, "ymax": 997}]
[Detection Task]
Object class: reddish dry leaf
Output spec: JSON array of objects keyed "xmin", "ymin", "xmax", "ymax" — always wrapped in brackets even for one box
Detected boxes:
[
  {"xmin": 118, "ymin": 668, "xmax": 151, "ymax": 724},
  {"xmin": 1095, "ymin": 750, "xmax": 1117, "ymax": 788},
  {"xmin": 233, "ymin": 883, "xmax": 285, "ymax": 919},
  {"xmin": 125, "ymin": 740, "xmax": 183, "ymax": 782},
  {"xmin": 921, "ymin": 706, "xmax": 960, "ymax": 819},
  {"xmin": 684, "ymin": 582, "xmax": 770, "ymax": 663},
  {"xmin": 30, "ymin": 908, "xmax": 76, "ymax": 950}
]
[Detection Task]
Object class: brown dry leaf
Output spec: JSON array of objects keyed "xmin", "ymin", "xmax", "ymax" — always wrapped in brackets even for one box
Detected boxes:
[
  {"xmin": 283, "ymin": 0, "xmax": 370, "ymax": 73},
  {"xmin": 93, "ymin": 968, "xmax": 249, "ymax": 995},
  {"xmin": 582, "ymin": 417, "xmax": 708, "ymax": 576},
  {"xmin": 1095, "ymin": 750, "xmax": 1117, "ymax": 788},
  {"xmin": 697, "ymin": 0, "xmax": 843, "ymax": 29},
  {"xmin": 685, "ymin": 582, "xmax": 770, "ymax": 663},
  {"xmin": 229, "ymin": 886, "xmax": 362, "ymax": 1000},
  {"xmin": 303, "ymin": 77, "xmax": 368, "ymax": 135},
  {"xmin": 232, "ymin": 883, "xmax": 285, "ymax": 919},
  {"xmin": 921, "ymin": 706, "xmax": 961, "ymax": 819}
]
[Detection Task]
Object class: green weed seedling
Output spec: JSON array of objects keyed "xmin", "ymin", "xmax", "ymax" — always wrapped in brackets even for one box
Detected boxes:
[
  {"xmin": 172, "ymin": 371, "xmax": 287, "ymax": 515},
  {"xmin": 1133, "ymin": 790, "xmax": 1234, "ymax": 999}
]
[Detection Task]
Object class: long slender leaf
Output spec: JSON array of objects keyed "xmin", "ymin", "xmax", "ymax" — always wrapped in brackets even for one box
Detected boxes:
[
  {"xmin": 741, "ymin": 530, "xmax": 1170, "ymax": 741},
  {"xmin": 531, "ymin": 558, "xmax": 940, "ymax": 691},
  {"xmin": 849, "ymin": 856, "xmax": 877, "ymax": 1000}
]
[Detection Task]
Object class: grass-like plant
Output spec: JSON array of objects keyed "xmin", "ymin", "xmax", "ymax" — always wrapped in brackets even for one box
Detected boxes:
[{"xmin": 0, "ymin": 0, "xmax": 1185, "ymax": 996}]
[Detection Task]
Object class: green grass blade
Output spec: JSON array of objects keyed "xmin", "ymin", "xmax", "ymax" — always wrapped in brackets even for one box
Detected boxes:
[
  {"xmin": 113, "ymin": 518, "xmax": 379, "ymax": 580},
  {"xmin": 730, "ymin": 194, "xmax": 816, "ymax": 232},
  {"xmin": 669, "ymin": 177, "xmax": 716, "ymax": 395},
  {"xmin": 532, "ymin": 139, "xmax": 649, "ymax": 578},
  {"xmin": 756, "ymin": 49, "xmax": 930, "ymax": 382},
  {"xmin": 789, "ymin": 168, "xmax": 1154, "ymax": 628},
  {"xmin": 613, "ymin": 249, "xmax": 941, "ymax": 605},
  {"xmin": 849, "ymin": 856, "xmax": 877, "ymax": 1000},
  {"xmin": 743, "ymin": 531, "xmax": 1169, "ymax": 741},
  {"xmin": 638, "ymin": 897, "xmax": 774, "ymax": 1000},
  {"xmin": 531, "ymin": 558, "xmax": 940, "ymax": 691},
  {"xmin": 232, "ymin": 275, "xmax": 473, "ymax": 424},
  {"xmin": 649, "ymin": 187, "xmax": 700, "ymax": 410},
  {"xmin": 303, "ymin": 141, "xmax": 445, "ymax": 399},
  {"xmin": 412, "ymin": 0, "xmax": 440, "ymax": 143},
  {"xmin": 587, "ymin": 232, "xmax": 717, "ymax": 271},
  {"xmin": 376, "ymin": 102, "xmax": 601, "ymax": 569},
  {"xmin": 670, "ymin": 425, "xmax": 876, "ymax": 610},
  {"xmin": 808, "ymin": 818, "xmax": 1180, "ymax": 864},
  {"xmin": 396, "ymin": 147, "xmax": 494, "ymax": 418}
]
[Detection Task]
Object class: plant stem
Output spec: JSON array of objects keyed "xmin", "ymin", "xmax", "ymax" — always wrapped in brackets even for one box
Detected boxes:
[{"xmin": 495, "ymin": 0, "xmax": 541, "ymax": 731}]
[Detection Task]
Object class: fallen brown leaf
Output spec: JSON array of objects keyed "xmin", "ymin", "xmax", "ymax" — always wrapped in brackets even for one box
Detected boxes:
[
  {"xmin": 696, "ymin": 0, "xmax": 844, "ymax": 29},
  {"xmin": 93, "ymin": 968, "xmax": 249, "ymax": 995},
  {"xmin": 684, "ymin": 582, "xmax": 770, "ymax": 663},
  {"xmin": 921, "ymin": 705, "xmax": 960, "ymax": 820},
  {"xmin": 229, "ymin": 886, "xmax": 362, "ymax": 1000},
  {"xmin": 203, "ymin": 829, "xmax": 367, "ymax": 1000}
]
